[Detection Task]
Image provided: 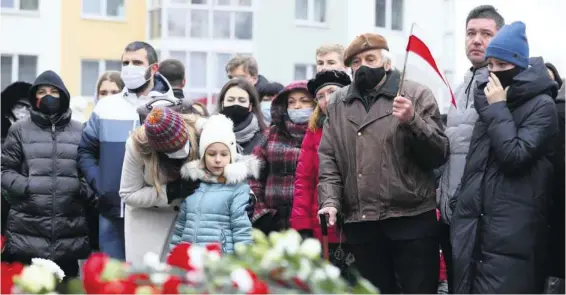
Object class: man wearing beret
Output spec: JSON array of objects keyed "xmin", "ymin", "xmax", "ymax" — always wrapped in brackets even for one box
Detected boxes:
[{"xmin": 317, "ymin": 33, "xmax": 448, "ymax": 293}]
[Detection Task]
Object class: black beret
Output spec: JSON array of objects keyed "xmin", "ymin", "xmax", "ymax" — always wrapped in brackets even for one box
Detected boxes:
[{"xmin": 307, "ymin": 70, "xmax": 351, "ymax": 97}]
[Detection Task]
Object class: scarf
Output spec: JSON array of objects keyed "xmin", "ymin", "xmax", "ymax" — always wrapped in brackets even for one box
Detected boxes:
[{"xmin": 234, "ymin": 114, "xmax": 260, "ymax": 153}]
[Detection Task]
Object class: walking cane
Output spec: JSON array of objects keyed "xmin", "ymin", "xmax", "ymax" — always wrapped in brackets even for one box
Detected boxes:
[{"xmin": 319, "ymin": 213, "xmax": 330, "ymax": 261}]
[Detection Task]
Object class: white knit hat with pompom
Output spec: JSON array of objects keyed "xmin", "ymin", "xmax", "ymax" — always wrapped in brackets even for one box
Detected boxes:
[{"xmin": 198, "ymin": 114, "xmax": 238, "ymax": 163}]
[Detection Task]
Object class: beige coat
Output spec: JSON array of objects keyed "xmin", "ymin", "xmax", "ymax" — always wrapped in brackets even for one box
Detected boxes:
[{"xmin": 119, "ymin": 138, "xmax": 178, "ymax": 266}]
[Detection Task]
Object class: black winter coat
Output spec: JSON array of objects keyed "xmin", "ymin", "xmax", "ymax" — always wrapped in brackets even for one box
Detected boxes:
[
  {"xmin": 548, "ymin": 86, "xmax": 565, "ymax": 279},
  {"xmin": 450, "ymin": 57, "xmax": 559, "ymax": 293},
  {"xmin": 1, "ymin": 71, "xmax": 91, "ymax": 261}
]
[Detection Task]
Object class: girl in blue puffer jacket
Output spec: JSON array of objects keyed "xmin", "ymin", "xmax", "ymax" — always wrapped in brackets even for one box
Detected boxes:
[{"xmin": 169, "ymin": 114, "xmax": 258, "ymax": 253}]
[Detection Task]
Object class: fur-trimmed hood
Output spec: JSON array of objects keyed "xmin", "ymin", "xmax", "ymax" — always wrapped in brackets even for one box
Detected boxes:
[{"xmin": 180, "ymin": 154, "xmax": 261, "ymax": 184}]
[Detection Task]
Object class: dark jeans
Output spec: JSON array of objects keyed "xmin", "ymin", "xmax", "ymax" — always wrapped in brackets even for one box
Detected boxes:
[
  {"xmin": 439, "ymin": 222, "xmax": 453, "ymax": 293},
  {"xmin": 99, "ymin": 215, "xmax": 125, "ymax": 260},
  {"xmin": 349, "ymin": 233, "xmax": 439, "ymax": 294}
]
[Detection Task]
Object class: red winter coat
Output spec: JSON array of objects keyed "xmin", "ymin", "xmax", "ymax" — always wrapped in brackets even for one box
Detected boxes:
[{"xmin": 290, "ymin": 128, "xmax": 341, "ymax": 244}]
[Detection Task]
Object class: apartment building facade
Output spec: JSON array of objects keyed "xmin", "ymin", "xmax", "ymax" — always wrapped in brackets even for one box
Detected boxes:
[{"xmin": 148, "ymin": 0, "xmax": 456, "ymax": 112}]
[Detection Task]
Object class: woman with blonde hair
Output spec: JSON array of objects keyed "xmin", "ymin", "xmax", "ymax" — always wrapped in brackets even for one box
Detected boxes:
[{"xmin": 119, "ymin": 107, "xmax": 201, "ymax": 265}]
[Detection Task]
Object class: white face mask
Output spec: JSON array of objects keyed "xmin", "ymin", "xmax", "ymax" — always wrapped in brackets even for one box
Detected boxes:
[
  {"xmin": 166, "ymin": 141, "xmax": 191, "ymax": 159},
  {"xmin": 121, "ymin": 64, "xmax": 150, "ymax": 90}
]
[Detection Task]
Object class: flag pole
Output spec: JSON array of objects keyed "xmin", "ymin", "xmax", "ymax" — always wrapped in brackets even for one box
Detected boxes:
[{"xmin": 397, "ymin": 23, "xmax": 416, "ymax": 96}]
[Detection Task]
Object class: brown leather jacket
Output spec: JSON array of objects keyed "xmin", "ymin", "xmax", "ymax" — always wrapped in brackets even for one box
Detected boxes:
[{"xmin": 318, "ymin": 70, "xmax": 448, "ymax": 223}]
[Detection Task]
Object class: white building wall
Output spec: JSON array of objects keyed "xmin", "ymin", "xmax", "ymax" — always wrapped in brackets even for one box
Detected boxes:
[
  {"xmin": 347, "ymin": 0, "xmax": 457, "ymax": 113},
  {"xmin": 0, "ymin": 0, "xmax": 62, "ymax": 75},
  {"xmin": 254, "ymin": 0, "xmax": 349, "ymax": 85}
]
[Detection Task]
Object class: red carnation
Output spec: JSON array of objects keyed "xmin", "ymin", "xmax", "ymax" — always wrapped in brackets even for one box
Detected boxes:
[
  {"xmin": 248, "ymin": 280, "xmax": 269, "ymax": 294},
  {"xmin": 1, "ymin": 262, "xmax": 24, "ymax": 294},
  {"xmin": 162, "ymin": 275, "xmax": 182, "ymax": 294},
  {"xmin": 166, "ymin": 242, "xmax": 193, "ymax": 271},
  {"xmin": 82, "ymin": 252, "xmax": 110, "ymax": 293}
]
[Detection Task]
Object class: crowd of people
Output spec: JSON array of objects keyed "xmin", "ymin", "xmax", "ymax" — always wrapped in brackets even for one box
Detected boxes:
[{"xmin": 1, "ymin": 4, "xmax": 564, "ymax": 294}]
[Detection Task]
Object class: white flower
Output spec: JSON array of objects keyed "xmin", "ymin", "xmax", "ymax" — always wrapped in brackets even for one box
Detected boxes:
[
  {"xmin": 188, "ymin": 246, "xmax": 206, "ymax": 269},
  {"xmin": 16, "ymin": 264, "xmax": 57, "ymax": 293},
  {"xmin": 143, "ymin": 252, "xmax": 169, "ymax": 272},
  {"xmin": 31, "ymin": 258, "xmax": 65, "ymax": 282},
  {"xmin": 324, "ymin": 263, "xmax": 341, "ymax": 280},
  {"xmin": 296, "ymin": 258, "xmax": 312, "ymax": 281},
  {"xmin": 299, "ymin": 238, "xmax": 322, "ymax": 260},
  {"xmin": 311, "ymin": 268, "xmax": 327, "ymax": 282},
  {"xmin": 234, "ymin": 243, "xmax": 248, "ymax": 255},
  {"xmin": 150, "ymin": 273, "xmax": 170, "ymax": 285},
  {"xmin": 185, "ymin": 269, "xmax": 205, "ymax": 283},
  {"xmin": 230, "ymin": 268, "xmax": 253, "ymax": 293},
  {"xmin": 259, "ymin": 248, "xmax": 283, "ymax": 269},
  {"xmin": 273, "ymin": 230, "xmax": 301, "ymax": 255}
]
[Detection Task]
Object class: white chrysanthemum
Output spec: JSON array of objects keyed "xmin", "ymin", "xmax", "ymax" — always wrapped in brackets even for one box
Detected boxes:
[
  {"xmin": 297, "ymin": 258, "xmax": 312, "ymax": 281},
  {"xmin": 311, "ymin": 268, "xmax": 327, "ymax": 282},
  {"xmin": 324, "ymin": 263, "xmax": 341, "ymax": 280},
  {"xmin": 299, "ymin": 238, "xmax": 322, "ymax": 260},
  {"xmin": 274, "ymin": 230, "xmax": 301, "ymax": 255},
  {"xmin": 188, "ymin": 246, "xmax": 206, "ymax": 269},
  {"xmin": 150, "ymin": 273, "xmax": 170, "ymax": 285},
  {"xmin": 17, "ymin": 264, "xmax": 57, "ymax": 293},
  {"xmin": 31, "ymin": 258, "xmax": 65, "ymax": 282},
  {"xmin": 230, "ymin": 268, "xmax": 253, "ymax": 293},
  {"xmin": 259, "ymin": 248, "xmax": 283, "ymax": 269}
]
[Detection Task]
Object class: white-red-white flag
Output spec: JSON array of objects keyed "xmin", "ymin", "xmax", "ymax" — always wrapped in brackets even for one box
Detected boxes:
[{"xmin": 400, "ymin": 25, "xmax": 456, "ymax": 110}]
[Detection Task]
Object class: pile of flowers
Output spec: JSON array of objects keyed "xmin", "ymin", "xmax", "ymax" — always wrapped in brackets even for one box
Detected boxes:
[{"xmin": 1, "ymin": 230, "xmax": 379, "ymax": 294}]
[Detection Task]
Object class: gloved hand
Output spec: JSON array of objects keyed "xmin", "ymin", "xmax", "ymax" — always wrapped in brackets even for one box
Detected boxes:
[
  {"xmin": 246, "ymin": 192, "xmax": 257, "ymax": 221},
  {"xmin": 299, "ymin": 229, "xmax": 314, "ymax": 240},
  {"xmin": 166, "ymin": 179, "xmax": 201, "ymax": 204}
]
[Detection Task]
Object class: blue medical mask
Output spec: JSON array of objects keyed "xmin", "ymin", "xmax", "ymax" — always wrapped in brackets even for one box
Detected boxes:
[
  {"xmin": 261, "ymin": 101, "xmax": 272, "ymax": 124},
  {"xmin": 287, "ymin": 108, "xmax": 313, "ymax": 124}
]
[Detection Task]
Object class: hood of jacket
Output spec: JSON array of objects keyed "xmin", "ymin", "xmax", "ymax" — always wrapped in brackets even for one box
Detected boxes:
[
  {"xmin": 180, "ymin": 154, "xmax": 261, "ymax": 184},
  {"xmin": 270, "ymin": 80, "xmax": 309, "ymax": 127},
  {"xmin": 2, "ymin": 81, "xmax": 32, "ymax": 112},
  {"xmin": 255, "ymin": 74, "xmax": 269, "ymax": 89},
  {"xmin": 28, "ymin": 70, "xmax": 71, "ymax": 112}
]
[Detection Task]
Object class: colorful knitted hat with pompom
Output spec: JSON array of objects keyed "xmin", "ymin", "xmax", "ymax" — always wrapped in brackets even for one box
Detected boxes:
[{"xmin": 144, "ymin": 107, "xmax": 188, "ymax": 153}]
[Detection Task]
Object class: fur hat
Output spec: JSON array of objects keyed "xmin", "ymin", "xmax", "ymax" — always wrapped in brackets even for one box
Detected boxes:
[
  {"xmin": 144, "ymin": 107, "xmax": 189, "ymax": 153},
  {"xmin": 199, "ymin": 114, "xmax": 238, "ymax": 163},
  {"xmin": 343, "ymin": 33, "xmax": 390, "ymax": 67},
  {"xmin": 307, "ymin": 70, "xmax": 352, "ymax": 97}
]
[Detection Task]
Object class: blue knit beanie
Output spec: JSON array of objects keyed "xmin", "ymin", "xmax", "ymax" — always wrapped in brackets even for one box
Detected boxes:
[{"xmin": 485, "ymin": 21, "xmax": 529, "ymax": 68}]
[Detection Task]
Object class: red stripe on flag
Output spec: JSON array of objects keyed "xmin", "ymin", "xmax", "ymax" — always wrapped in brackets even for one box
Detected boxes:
[{"xmin": 406, "ymin": 34, "xmax": 456, "ymax": 108}]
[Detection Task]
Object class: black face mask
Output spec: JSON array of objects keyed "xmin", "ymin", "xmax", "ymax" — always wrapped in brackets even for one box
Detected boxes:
[
  {"xmin": 221, "ymin": 105, "xmax": 250, "ymax": 125},
  {"xmin": 354, "ymin": 66, "xmax": 386, "ymax": 92},
  {"xmin": 491, "ymin": 67, "xmax": 522, "ymax": 89},
  {"xmin": 38, "ymin": 95, "xmax": 61, "ymax": 115}
]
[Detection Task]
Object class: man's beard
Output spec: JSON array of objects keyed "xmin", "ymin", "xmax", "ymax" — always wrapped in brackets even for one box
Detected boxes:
[{"xmin": 129, "ymin": 68, "xmax": 153, "ymax": 94}]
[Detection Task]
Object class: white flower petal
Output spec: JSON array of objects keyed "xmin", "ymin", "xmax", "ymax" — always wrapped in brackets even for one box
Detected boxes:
[
  {"xmin": 299, "ymin": 239, "xmax": 321, "ymax": 260},
  {"xmin": 230, "ymin": 268, "xmax": 253, "ymax": 293}
]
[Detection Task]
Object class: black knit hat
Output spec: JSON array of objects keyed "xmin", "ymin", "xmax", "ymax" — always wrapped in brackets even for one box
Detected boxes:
[
  {"xmin": 545, "ymin": 62, "xmax": 563, "ymax": 90},
  {"xmin": 307, "ymin": 70, "xmax": 352, "ymax": 97}
]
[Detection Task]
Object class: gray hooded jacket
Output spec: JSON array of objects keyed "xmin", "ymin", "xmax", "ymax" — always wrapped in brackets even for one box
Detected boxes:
[{"xmin": 438, "ymin": 66, "xmax": 488, "ymax": 224}]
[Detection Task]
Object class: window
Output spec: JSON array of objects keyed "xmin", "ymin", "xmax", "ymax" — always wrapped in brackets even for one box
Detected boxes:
[
  {"xmin": 1, "ymin": 0, "xmax": 39, "ymax": 11},
  {"xmin": 215, "ymin": 53, "xmax": 232, "ymax": 88},
  {"xmin": 294, "ymin": 64, "xmax": 316, "ymax": 80},
  {"xmin": 165, "ymin": 0, "xmax": 254, "ymax": 40},
  {"xmin": 80, "ymin": 59, "xmax": 122, "ymax": 96},
  {"xmin": 391, "ymin": 0, "xmax": 403, "ymax": 31},
  {"xmin": 149, "ymin": 8, "xmax": 162, "ymax": 39},
  {"xmin": 166, "ymin": 51, "xmax": 251, "ymax": 109},
  {"xmin": 1, "ymin": 54, "xmax": 38, "ymax": 91},
  {"xmin": 374, "ymin": 0, "xmax": 385, "ymax": 28},
  {"xmin": 81, "ymin": 0, "xmax": 124, "ymax": 18},
  {"xmin": 374, "ymin": 0, "xmax": 404, "ymax": 31},
  {"xmin": 295, "ymin": 0, "xmax": 326, "ymax": 24}
]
